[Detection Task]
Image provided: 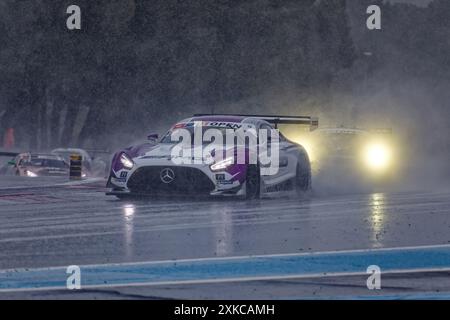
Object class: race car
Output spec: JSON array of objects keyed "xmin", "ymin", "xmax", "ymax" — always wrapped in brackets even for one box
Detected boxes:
[
  {"xmin": 287, "ymin": 126, "xmax": 396, "ymax": 186},
  {"xmin": 7, "ymin": 153, "xmax": 69, "ymax": 177},
  {"xmin": 106, "ymin": 114, "xmax": 318, "ymax": 199}
]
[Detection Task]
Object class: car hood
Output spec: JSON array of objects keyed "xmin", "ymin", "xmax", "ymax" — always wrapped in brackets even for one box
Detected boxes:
[
  {"xmin": 137, "ymin": 144, "xmax": 211, "ymax": 162},
  {"xmin": 136, "ymin": 143, "xmax": 248, "ymax": 163}
]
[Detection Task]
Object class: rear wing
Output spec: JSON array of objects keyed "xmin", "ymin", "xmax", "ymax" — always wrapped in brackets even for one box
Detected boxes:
[{"xmin": 193, "ymin": 114, "xmax": 319, "ymax": 131}]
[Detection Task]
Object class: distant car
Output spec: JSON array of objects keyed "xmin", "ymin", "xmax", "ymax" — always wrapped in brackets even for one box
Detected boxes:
[
  {"xmin": 51, "ymin": 148, "xmax": 108, "ymax": 177},
  {"xmin": 294, "ymin": 126, "xmax": 396, "ymax": 182},
  {"xmin": 106, "ymin": 114, "xmax": 318, "ymax": 199},
  {"xmin": 9, "ymin": 153, "xmax": 69, "ymax": 177},
  {"xmin": 0, "ymin": 151, "xmax": 20, "ymax": 175}
]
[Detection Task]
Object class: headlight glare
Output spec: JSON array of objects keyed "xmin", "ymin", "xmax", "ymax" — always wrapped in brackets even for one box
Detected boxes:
[
  {"xmin": 120, "ymin": 153, "xmax": 134, "ymax": 170},
  {"xmin": 210, "ymin": 157, "xmax": 234, "ymax": 171},
  {"xmin": 364, "ymin": 143, "xmax": 391, "ymax": 171},
  {"xmin": 26, "ymin": 170, "xmax": 38, "ymax": 177}
]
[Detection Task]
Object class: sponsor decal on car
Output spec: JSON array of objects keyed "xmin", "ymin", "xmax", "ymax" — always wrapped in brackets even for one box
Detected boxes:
[{"xmin": 205, "ymin": 122, "xmax": 243, "ymax": 129}]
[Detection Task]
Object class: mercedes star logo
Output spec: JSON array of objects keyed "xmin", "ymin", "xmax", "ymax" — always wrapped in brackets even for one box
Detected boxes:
[{"xmin": 160, "ymin": 168, "xmax": 175, "ymax": 184}]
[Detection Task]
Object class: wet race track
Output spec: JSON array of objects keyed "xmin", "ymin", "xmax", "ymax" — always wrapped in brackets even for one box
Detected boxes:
[{"xmin": 1, "ymin": 176, "xmax": 450, "ymax": 299}]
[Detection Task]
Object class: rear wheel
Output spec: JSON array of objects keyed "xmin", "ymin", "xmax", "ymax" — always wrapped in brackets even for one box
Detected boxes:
[
  {"xmin": 245, "ymin": 165, "xmax": 260, "ymax": 200},
  {"xmin": 296, "ymin": 154, "xmax": 311, "ymax": 193}
]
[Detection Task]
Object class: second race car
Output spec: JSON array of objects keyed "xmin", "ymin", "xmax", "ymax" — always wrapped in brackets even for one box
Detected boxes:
[
  {"xmin": 7, "ymin": 153, "xmax": 69, "ymax": 177},
  {"xmin": 287, "ymin": 126, "xmax": 397, "ymax": 188}
]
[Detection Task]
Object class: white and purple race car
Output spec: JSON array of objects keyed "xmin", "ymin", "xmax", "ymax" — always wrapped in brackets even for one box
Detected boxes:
[{"xmin": 106, "ymin": 114, "xmax": 318, "ymax": 199}]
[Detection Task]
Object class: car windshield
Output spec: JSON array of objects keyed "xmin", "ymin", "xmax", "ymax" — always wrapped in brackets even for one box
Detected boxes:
[
  {"xmin": 26, "ymin": 158, "xmax": 68, "ymax": 168},
  {"xmin": 160, "ymin": 124, "xmax": 257, "ymax": 146}
]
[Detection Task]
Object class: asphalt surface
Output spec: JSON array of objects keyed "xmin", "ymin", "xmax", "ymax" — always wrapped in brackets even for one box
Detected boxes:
[{"xmin": 1, "ymin": 175, "xmax": 450, "ymax": 299}]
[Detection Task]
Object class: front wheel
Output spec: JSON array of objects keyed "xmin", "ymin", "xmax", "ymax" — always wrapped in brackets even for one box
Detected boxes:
[{"xmin": 245, "ymin": 165, "xmax": 260, "ymax": 200}]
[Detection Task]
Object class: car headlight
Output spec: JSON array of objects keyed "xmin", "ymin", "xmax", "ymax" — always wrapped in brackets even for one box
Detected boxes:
[
  {"xmin": 120, "ymin": 153, "xmax": 134, "ymax": 170},
  {"xmin": 210, "ymin": 157, "xmax": 234, "ymax": 171},
  {"xmin": 26, "ymin": 170, "xmax": 38, "ymax": 177},
  {"xmin": 364, "ymin": 143, "xmax": 391, "ymax": 171}
]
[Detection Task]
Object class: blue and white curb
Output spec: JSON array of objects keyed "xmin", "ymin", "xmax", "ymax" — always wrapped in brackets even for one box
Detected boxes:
[{"xmin": 2, "ymin": 244, "xmax": 450, "ymax": 292}]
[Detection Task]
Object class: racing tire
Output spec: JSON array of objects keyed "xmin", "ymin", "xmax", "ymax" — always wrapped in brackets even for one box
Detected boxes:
[
  {"xmin": 245, "ymin": 165, "xmax": 260, "ymax": 200},
  {"xmin": 296, "ymin": 153, "xmax": 311, "ymax": 193}
]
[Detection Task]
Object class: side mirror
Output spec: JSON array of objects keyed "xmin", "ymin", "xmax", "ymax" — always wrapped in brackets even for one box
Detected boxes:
[
  {"xmin": 147, "ymin": 133, "xmax": 159, "ymax": 141},
  {"xmin": 7, "ymin": 160, "xmax": 16, "ymax": 166}
]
